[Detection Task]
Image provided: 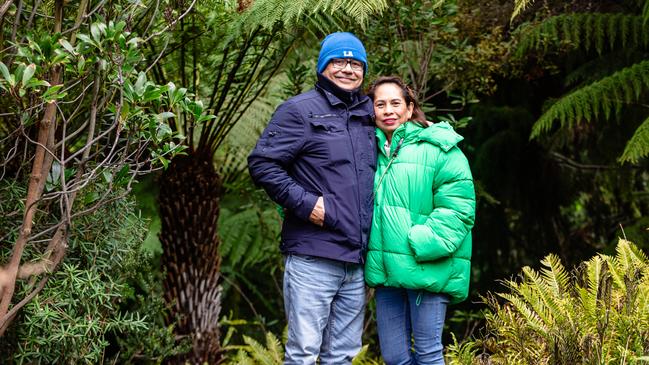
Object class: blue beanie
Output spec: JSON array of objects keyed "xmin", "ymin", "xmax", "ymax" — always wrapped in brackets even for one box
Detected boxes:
[{"xmin": 317, "ymin": 32, "xmax": 368, "ymax": 74}]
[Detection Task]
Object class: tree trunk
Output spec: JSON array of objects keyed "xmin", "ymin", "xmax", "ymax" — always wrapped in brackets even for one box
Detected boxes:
[{"xmin": 158, "ymin": 153, "xmax": 223, "ymax": 364}]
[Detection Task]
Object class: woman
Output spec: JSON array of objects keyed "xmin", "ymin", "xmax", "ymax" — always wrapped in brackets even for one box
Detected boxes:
[{"xmin": 365, "ymin": 76, "xmax": 476, "ymax": 365}]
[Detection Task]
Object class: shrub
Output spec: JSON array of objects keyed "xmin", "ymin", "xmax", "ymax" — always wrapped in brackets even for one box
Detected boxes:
[
  {"xmin": 0, "ymin": 183, "xmax": 179, "ymax": 363},
  {"xmin": 446, "ymin": 239, "xmax": 649, "ymax": 364}
]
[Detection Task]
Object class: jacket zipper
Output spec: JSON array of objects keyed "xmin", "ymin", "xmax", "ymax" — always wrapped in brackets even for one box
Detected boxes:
[{"xmin": 344, "ymin": 107, "xmax": 366, "ymax": 264}]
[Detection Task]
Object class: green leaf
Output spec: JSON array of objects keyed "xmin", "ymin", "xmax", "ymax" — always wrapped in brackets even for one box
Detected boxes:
[
  {"xmin": 0, "ymin": 62, "xmax": 11, "ymax": 82},
  {"xmin": 42, "ymin": 85, "xmax": 64, "ymax": 102},
  {"xmin": 25, "ymin": 79, "xmax": 50, "ymax": 89},
  {"xmin": 157, "ymin": 112, "xmax": 175, "ymax": 121},
  {"xmin": 102, "ymin": 170, "xmax": 113, "ymax": 183},
  {"xmin": 58, "ymin": 39, "xmax": 76, "ymax": 55},
  {"xmin": 134, "ymin": 72, "xmax": 146, "ymax": 93},
  {"xmin": 142, "ymin": 88, "xmax": 162, "ymax": 102},
  {"xmin": 76, "ymin": 33, "xmax": 92, "ymax": 45},
  {"xmin": 83, "ymin": 191, "xmax": 100, "ymax": 204},
  {"xmin": 156, "ymin": 123, "xmax": 172, "ymax": 140},
  {"xmin": 114, "ymin": 165, "xmax": 130, "ymax": 186},
  {"xmin": 77, "ymin": 56, "xmax": 86, "ymax": 72},
  {"xmin": 90, "ymin": 23, "xmax": 103, "ymax": 43},
  {"xmin": 126, "ymin": 37, "xmax": 140, "ymax": 49}
]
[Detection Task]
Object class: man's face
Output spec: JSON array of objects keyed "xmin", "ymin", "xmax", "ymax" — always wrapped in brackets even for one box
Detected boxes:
[{"xmin": 321, "ymin": 58, "xmax": 364, "ymax": 91}]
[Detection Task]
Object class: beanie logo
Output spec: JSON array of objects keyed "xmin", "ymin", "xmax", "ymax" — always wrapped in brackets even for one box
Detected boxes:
[{"xmin": 343, "ymin": 51, "xmax": 354, "ymax": 57}]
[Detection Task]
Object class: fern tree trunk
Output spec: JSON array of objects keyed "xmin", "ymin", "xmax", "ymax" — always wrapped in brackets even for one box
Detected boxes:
[{"xmin": 158, "ymin": 153, "xmax": 223, "ymax": 364}]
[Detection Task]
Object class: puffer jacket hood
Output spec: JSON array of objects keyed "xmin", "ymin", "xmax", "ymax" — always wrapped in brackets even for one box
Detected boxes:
[{"xmin": 366, "ymin": 121, "xmax": 475, "ymax": 304}]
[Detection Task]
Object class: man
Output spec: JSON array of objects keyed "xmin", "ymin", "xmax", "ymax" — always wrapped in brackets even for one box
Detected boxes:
[{"xmin": 248, "ymin": 32, "xmax": 376, "ymax": 365}]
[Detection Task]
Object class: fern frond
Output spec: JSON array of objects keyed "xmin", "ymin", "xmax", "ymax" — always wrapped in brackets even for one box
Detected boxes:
[
  {"xmin": 511, "ymin": 0, "xmax": 535, "ymax": 21},
  {"xmin": 263, "ymin": 332, "xmax": 284, "ymax": 363},
  {"xmin": 540, "ymin": 254, "xmax": 571, "ymax": 297},
  {"xmin": 517, "ymin": 13, "xmax": 649, "ymax": 56},
  {"xmin": 497, "ymin": 291, "xmax": 549, "ymax": 334},
  {"xmin": 219, "ymin": 207, "xmax": 280, "ymax": 269},
  {"xmin": 604, "ymin": 253, "xmax": 628, "ymax": 293},
  {"xmin": 615, "ymin": 238, "xmax": 649, "ymax": 270},
  {"xmin": 242, "ymin": 333, "xmax": 283, "ymax": 365},
  {"xmin": 579, "ymin": 256, "xmax": 605, "ymax": 320},
  {"xmin": 238, "ymin": 0, "xmax": 388, "ymax": 30},
  {"xmin": 530, "ymin": 60, "xmax": 649, "ymax": 137},
  {"xmin": 516, "ymin": 266, "xmax": 558, "ymax": 327},
  {"xmin": 620, "ymin": 115, "xmax": 649, "ymax": 163}
]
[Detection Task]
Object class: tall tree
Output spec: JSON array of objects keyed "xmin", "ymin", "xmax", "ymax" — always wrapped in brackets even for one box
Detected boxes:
[{"xmin": 0, "ymin": 0, "xmax": 194, "ymax": 339}]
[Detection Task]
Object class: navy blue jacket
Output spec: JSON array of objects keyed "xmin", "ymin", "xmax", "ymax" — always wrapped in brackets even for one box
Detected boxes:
[{"xmin": 248, "ymin": 76, "xmax": 376, "ymax": 263}]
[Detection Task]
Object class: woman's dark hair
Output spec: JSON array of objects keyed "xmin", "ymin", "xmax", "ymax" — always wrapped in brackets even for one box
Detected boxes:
[{"xmin": 367, "ymin": 76, "xmax": 428, "ymax": 127}]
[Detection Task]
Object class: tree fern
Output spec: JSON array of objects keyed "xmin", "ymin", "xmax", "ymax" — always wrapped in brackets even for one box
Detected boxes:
[
  {"xmin": 238, "ymin": 0, "xmax": 388, "ymax": 30},
  {"xmin": 517, "ymin": 13, "xmax": 649, "ymax": 56},
  {"xmin": 515, "ymin": 9, "xmax": 649, "ymax": 163},
  {"xmin": 530, "ymin": 59, "xmax": 649, "ymax": 135}
]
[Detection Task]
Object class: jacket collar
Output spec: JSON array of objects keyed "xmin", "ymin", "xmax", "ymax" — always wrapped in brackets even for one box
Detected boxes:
[
  {"xmin": 375, "ymin": 121, "xmax": 464, "ymax": 157},
  {"xmin": 315, "ymin": 73, "xmax": 370, "ymax": 111}
]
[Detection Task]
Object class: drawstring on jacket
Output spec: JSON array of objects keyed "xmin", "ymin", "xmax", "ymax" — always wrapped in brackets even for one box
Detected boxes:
[
  {"xmin": 416, "ymin": 291, "xmax": 423, "ymax": 306},
  {"xmin": 372, "ymin": 138, "xmax": 404, "ymax": 200}
]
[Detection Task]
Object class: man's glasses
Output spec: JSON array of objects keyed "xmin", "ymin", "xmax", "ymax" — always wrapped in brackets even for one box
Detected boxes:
[{"xmin": 330, "ymin": 58, "xmax": 364, "ymax": 71}]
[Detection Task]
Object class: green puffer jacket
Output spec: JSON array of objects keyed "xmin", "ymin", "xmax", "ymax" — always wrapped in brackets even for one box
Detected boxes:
[{"xmin": 365, "ymin": 121, "xmax": 476, "ymax": 304}]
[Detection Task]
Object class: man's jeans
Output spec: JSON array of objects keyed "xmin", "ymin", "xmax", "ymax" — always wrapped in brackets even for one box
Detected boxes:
[
  {"xmin": 375, "ymin": 287, "xmax": 449, "ymax": 365},
  {"xmin": 283, "ymin": 254, "xmax": 366, "ymax": 365}
]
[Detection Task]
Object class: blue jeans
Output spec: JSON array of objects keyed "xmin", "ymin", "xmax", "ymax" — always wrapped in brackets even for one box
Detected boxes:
[
  {"xmin": 283, "ymin": 254, "xmax": 366, "ymax": 365},
  {"xmin": 375, "ymin": 287, "xmax": 449, "ymax": 365}
]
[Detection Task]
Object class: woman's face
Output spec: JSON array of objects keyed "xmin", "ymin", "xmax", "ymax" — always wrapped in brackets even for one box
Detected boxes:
[{"xmin": 373, "ymin": 83, "xmax": 414, "ymax": 139}]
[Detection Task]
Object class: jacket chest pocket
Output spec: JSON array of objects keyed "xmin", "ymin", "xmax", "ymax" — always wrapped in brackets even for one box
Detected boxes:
[{"xmin": 309, "ymin": 116, "xmax": 350, "ymax": 162}]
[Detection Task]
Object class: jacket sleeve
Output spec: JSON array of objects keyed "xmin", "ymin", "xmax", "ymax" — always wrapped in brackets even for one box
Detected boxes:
[
  {"xmin": 247, "ymin": 101, "xmax": 319, "ymax": 222},
  {"xmin": 407, "ymin": 146, "xmax": 476, "ymax": 262}
]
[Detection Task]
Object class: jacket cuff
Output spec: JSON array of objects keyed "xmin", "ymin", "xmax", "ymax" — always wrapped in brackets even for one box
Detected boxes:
[
  {"xmin": 293, "ymin": 192, "xmax": 319, "ymax": 222},
  {"xmin": 408, "ymin": 224, "xmax": 446, "ymax": 262}
]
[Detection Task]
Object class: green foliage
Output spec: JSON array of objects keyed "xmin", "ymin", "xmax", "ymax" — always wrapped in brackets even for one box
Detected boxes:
[
  {"xmin": 531, "ymin": 60, "xmax": 649, "ymax": 136},
  {"xmin": 232, "ymin": 332, "xmax": 284, "ymax": 365},
  {"xmin": 448, "ymin": 239, "xmax": 649, "ymax": 364},
  {"xmin": 445, "ymin": 332, "xmax": 480, "ymax": 365},
  {"xmin": 517, "ymin": 13, "xmax": 649, "ymax": 55},
  {"xmin": 360, "ymin": 0, "xmax": 510, "ymax": 122},
  {"xmin": 0, "ymin": 186, "xmax": 179, "ymax": 363},
  {"xmin": 621, "ymin": 115, "xmax": 649, "ymax": 163},
  {"xmin": 515, "ymin": 9, "xmax": 649, "ymax": 163},
  {"xmin": 225, "ymin": 330, "xmax": 383, "ymax": 365},
  {"xmin": 219, "ymin": 206, "xmax": 281, "ymax": 270},
  {"xmin": 239, "ymin": 0, "xmax": 388, "ymax": 30}
]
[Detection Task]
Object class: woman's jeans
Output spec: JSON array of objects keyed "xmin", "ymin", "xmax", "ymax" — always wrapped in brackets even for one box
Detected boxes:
[
  {"xmin": 283, "ymin": 254, "xmax": 366, "ymax": 365},
  {"xmin": 375, "ymin": 287, "xmax": 449, "ymax": 365}
]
